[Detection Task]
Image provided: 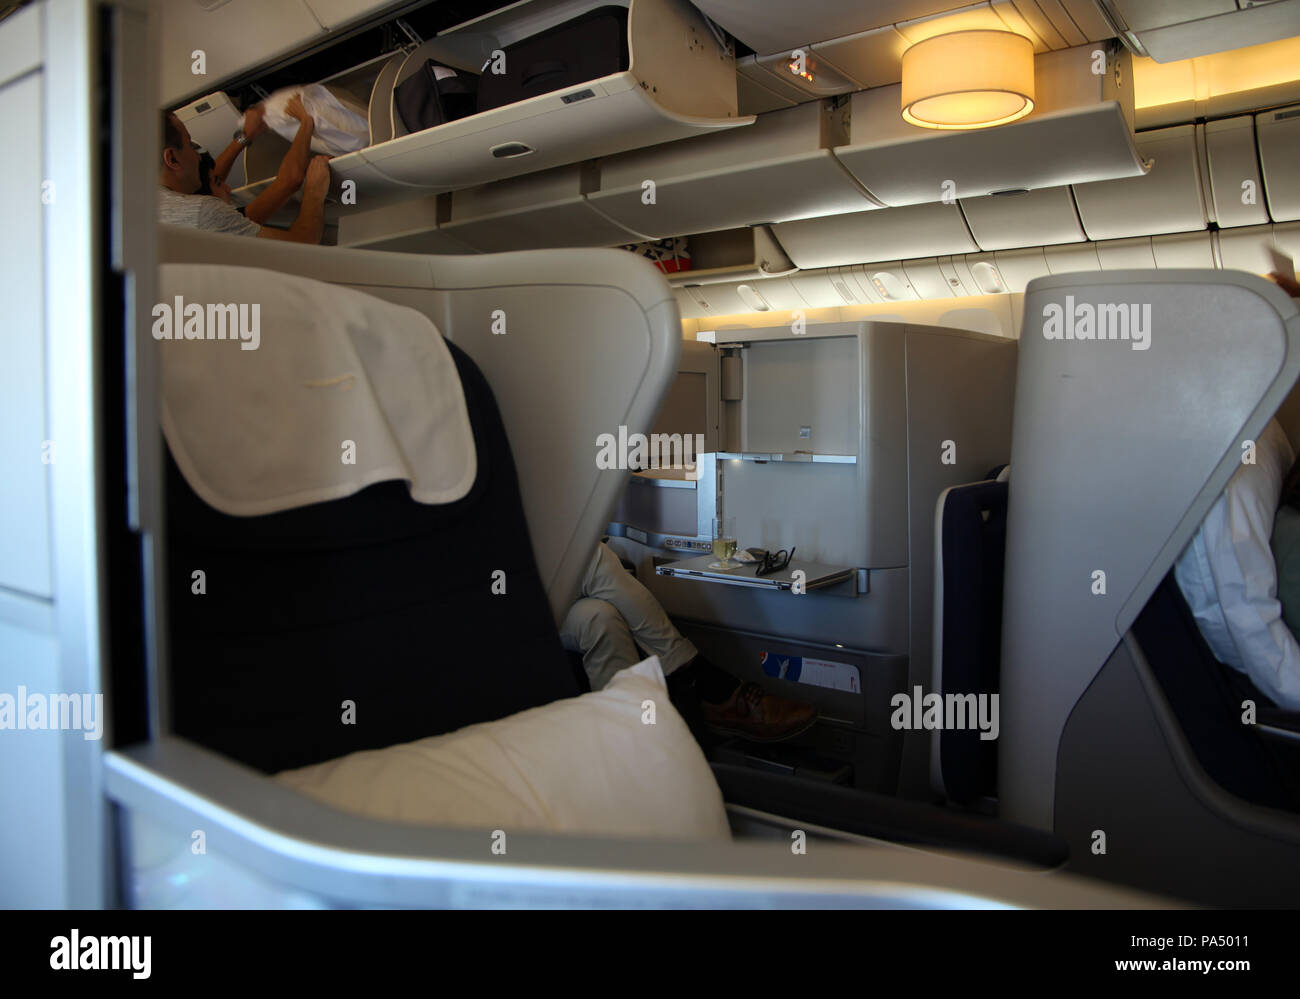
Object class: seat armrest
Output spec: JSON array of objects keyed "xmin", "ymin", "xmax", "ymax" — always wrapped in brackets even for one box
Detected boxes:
[{"xmin": 711, "ymin": 763, "xmax": 1068, "ymax": 869}]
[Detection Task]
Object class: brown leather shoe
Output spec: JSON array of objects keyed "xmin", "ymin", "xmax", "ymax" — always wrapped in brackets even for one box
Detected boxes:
[{"xmin": 700, "ymin": 682, "xmax": 818, "ymax": 742}]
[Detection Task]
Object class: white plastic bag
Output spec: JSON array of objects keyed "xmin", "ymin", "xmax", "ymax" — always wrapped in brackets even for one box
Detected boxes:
[{"xmin": 253, "ymin": 84, "xmax": 370, "ymax": 156}]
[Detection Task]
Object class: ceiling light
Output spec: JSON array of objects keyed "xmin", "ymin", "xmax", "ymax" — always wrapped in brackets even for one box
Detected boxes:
[{"xmin": 901, "ymin": 30, "xmax": 1035, "ymax": 130}]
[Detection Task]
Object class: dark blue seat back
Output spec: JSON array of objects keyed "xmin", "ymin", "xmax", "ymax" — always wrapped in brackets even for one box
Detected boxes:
[{"xmin": 167, "ymin": 340, "xmax": 580, "ymax": 773}]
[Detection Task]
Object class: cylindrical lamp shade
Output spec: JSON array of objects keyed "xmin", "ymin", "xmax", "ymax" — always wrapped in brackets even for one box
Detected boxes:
[{"xmin": 901, "ymin": 30, "xmax": 1035, "ymax": 130}]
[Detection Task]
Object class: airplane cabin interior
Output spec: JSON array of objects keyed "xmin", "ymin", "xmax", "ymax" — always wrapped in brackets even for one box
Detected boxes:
[{"xmin": 5, "ymin": 0, "xmax": 1300, "ymax": 915}]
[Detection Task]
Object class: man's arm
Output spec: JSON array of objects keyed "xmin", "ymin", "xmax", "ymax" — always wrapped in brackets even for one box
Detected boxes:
[
  {"xmin": 210, "ymin": 104, "xmax": 265, "ymax": 186},
  {"xmin": 244, "ymin": 94, "xmax": 315, "ymax": 226},
  {"xmin": 256, "ymin": 155, "xmax": 330, "ymax": 244},
  {"xmin": 210, "ymin": 139, "xmax": 244, "ymax": 187}
]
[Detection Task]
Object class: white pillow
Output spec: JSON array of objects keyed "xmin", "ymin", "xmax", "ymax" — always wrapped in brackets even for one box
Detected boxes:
[
  {"xmin": 273, "ymin": 657, "xmax": 732, "ymax": 840},
  {"xmin": 1174, "ymin": 418, "xmax": 1300, "ymax": 708}
]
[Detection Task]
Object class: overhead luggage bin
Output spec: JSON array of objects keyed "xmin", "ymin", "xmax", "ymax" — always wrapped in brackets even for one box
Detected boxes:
[
  {"xmin": 232, "ymin": 52, "xmax": 397, "ymax": 217},
  {"xmin": 348, "ymin": 0, "xmax": 753, "ymax": 194},
  {"xmin": 771, "ymin": 202, "xmax": 978, "ymax": 270},
  {"xmin": 1257, "ymin": 104, "xmax": 1300, "ymax": 222},
  {"xmin": 959, "ymin": 186, "xmax": 1086, "ymax": 251},
  {"xmin": 1105, "ymin": 0, "xmax": 1300, "ymax": 62},
  {"xmin": 227, "ymin": 0, "xmax": 752, "ymax": 208},
  {"xmin": 587, "ymin": 101, "xmax": 880, "ymax": 241},
  {"xmin": 334, "ymin": 195, "xmax": 479, "ymax": 254},
  {"xmin": 1203, "ymin": 116, "xmax": 1268, "ymax": 229},
  {"xmin": 1072, "ymin": 125, "xmax": 1209, "ymax": 241},
  {"xmin": 442, "ymin": 164, "xmax": 645, "ymax": 252},
  {"xmin": 831, "ymin": 45, "xmax": 1147, "ymax": 207}
]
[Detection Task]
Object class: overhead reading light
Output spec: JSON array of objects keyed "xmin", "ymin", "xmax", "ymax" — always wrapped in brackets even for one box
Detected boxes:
[{"xmin": 900, "ymin": 30, "xmax": 1035, "ymax": 130}]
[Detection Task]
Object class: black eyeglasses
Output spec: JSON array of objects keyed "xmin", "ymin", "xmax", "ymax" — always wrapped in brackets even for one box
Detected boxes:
[{"xmin": 755, "ymin": 547, "xmax": 795, "ymax": 576}]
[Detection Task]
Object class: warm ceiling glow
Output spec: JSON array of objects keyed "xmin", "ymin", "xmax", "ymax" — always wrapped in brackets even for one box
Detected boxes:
[
  {"xmin": 1132, "ymin": 35, "xmax": 1300, "ymax": 109},
  {"xmin": 900, "ymin": 30, "xmax": 1035, "ymax": 130}
]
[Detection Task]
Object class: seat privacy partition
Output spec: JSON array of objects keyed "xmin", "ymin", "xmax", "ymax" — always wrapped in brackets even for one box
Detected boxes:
[{"xmin": 999, "ymin": 269, "xmax": 1300, "ymax": 904}]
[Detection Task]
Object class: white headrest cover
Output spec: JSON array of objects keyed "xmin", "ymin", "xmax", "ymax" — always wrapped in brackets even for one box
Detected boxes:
[{"xmin": 157, "ymin": 263, "xmax": 475, "ymax": 516}]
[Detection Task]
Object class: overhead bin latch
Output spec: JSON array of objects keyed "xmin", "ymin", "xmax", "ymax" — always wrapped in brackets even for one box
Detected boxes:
[{"xmin": 490, "ymin": 142, "xmax": 535, "ymax": 159}]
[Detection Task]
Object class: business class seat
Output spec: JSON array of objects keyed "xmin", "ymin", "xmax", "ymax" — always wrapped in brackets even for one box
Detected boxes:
[
  {"xmin": 931, "ymin": 474, "xmax": 1300, "ymax": 816},
  {"xmin": 154, "ymin": 226, "xmax": 679, "ymax": 772},
  {"xmin": 993, "ymin": 269, "xmax": 1300, "ymax": 906},
  {"xmin": 166, "ymin": 337, "xmax": 584, "ymax": 773}
]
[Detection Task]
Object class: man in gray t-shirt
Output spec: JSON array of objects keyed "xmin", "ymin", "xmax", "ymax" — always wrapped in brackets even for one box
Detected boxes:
[
  {"xmin": 157, "ymin": 182, "xmax": 261, "ymax": 237},
  {"xmin": 158, "ymin": 110, "xmax": 329, "ymax": 244}
]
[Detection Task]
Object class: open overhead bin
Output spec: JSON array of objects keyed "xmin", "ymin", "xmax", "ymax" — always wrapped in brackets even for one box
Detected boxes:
[
  {"xmin": 587, "ymin": 100, "xmax": 880, "ymax": 240},
  {"xmin": 226, "ymin": 0, "xmax": 753, "ymax": 211},
  {"xmin": 351, "ymin": 0, "xmax": 752, "ymax": 192},
  {"xmin": 832, "ymin": 44, "xmax": 1147, "ymax": 207},
  {"xmin": 232, "ymin": 52, "xmax": 393, "ymax": 217}
]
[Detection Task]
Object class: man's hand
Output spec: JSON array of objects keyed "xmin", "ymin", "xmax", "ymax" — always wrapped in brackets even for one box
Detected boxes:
[
  {"xmin": 285, "ymin": 93, "xmax": 313, "ymax": 126},
  {"xmin": 304, "ymin": 155, "xmax": 332, "ymax": 199},
  {"xmin": 243, "ymin": 103, "xmax": 266, "ymax": 139},
  {"xmin": 1269, "ymin": 270, "xmax": 1300, "ymax": 299}
]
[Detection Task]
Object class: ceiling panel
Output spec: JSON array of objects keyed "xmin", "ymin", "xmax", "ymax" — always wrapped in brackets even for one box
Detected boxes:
[{"xmin": 691, "ymin": 0, "xmax": 976, "ymax": 55}]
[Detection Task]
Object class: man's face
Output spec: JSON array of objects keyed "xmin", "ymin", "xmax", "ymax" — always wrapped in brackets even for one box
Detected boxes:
[{"xmin": 167, "ymin": 115, "xmax": 202, "ymax": 194}]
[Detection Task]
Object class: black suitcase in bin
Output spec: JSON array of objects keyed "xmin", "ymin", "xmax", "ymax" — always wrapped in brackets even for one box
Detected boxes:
[{"xmin": 476, "ymin": 5, "xmax": 630, "ymax": 114}]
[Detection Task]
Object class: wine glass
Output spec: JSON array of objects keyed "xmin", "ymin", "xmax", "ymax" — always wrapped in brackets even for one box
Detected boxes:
[{"xmin": 709, "ymin": 516, "xmax": 741, "ymax": 569}]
